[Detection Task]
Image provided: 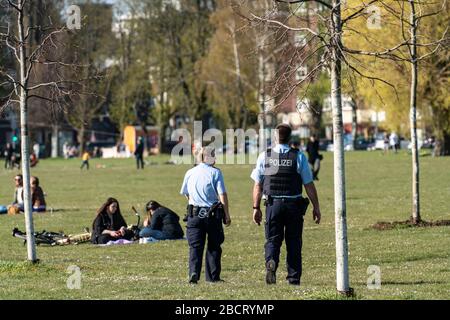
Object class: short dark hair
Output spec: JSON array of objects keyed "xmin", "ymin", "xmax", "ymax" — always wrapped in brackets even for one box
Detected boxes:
[{"xmin": 276, "ymin": 124, "xmax": 292, "ymax": 144}]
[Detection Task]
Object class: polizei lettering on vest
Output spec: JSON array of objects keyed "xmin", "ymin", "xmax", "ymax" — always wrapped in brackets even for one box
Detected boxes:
[{"xmin": 268, "ymin": 159, "xmax": 293, "ymax": 167}]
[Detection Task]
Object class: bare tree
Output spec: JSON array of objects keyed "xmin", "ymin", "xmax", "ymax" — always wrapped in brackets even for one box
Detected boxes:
[
  {"xmin": 408, "ymin": 0, "xmax": 421, "ymax": 223},
  {"xmin": 343, "ymin": 0, "xmax": 448, "ymax": 223},
  {"xmin": 404, "ymin": 0, "xmax": 447, "ymax": 223},
  {"xmin": 0, "ymin": 0, "xmax": 88, "ymax": 262}
]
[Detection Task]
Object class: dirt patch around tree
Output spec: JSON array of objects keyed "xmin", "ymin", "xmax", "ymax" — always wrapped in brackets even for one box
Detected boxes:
[{"xmin": 372, "ymin": 217, "xmax": 450, "ymax": 231}]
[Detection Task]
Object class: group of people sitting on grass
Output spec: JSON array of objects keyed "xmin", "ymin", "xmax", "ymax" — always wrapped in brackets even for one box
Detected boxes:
[
  {"xmin": 0, "ymin": 174, "xmax": 47, "ymax": 215},
  {"xmin": 1, "ymin": 174, "xmax": 183, "ymax": 245},
  {"xmin": 91, "ymin": 197, "xmax": 184, "ymax": 244}
]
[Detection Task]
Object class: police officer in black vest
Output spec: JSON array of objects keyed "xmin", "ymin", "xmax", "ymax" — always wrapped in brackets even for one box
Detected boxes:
[{"xmin": 250, "ymin": 123, "xmax": 321, "ymax": 285}]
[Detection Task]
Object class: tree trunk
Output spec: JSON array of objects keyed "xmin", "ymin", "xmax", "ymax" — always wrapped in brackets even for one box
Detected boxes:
[
  {"xmin": 310, "ymin": 101, "xmax": 323, "ymax": 137},
  {"xmin": 51, "ymin": 125, "xmax": 59, "ymax": 158},
  {"xmin": 78, "ymin": 126, "xmax": 85, "ymax": 155},
  {"xmin": 351, "ymin": 98, "xmax": 358, "ymax": 149},
  {"xmin": 331, "ymin": 0, "xmax": 350, "ymax": 294},
  {"xmin": 231, "ymin": 25, "xmax": 247, "ymax": 130},
  {"xmin": 258, "ymin": 49, "xmax": 267, "ymax": 151},
  {"xmin": 444, "ymin": 131, "xmax": 450, "ymax": 156},
  {"xmin": 18, "ymin": 0, "xmax": 37, "ymax": 263},
  {"xmin": 409, "ymin": 0, "xmax": 421, "ymax": 224}
]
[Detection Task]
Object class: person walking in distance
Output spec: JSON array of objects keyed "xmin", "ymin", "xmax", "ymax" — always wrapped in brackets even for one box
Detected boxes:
[
  {"xmin": 4, "ymin": 143, "xmax": 13, "ymax": 170},
  {"xmin": 80, "ymin": 151, "xmax": 90, "ymax": 170},
  {"xmin": 306, "ymin": 134, "xmax": 322, "ymax": 181},
  {"xmin": 135, "ymin": 137, "xmax": 145, "ymax": 170}
]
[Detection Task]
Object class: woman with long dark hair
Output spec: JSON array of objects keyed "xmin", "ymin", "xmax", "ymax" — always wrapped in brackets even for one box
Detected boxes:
[
  {"xmin": 91, "ymin": 198, "xmax": 133, "ymax": 244},
  {"xmin": 139, "ymin": 200, "xmax": 184, "ymax": 240},
  {"xmin": 30, "ymin": 176, "xmax": 46, "ymax": 212}
]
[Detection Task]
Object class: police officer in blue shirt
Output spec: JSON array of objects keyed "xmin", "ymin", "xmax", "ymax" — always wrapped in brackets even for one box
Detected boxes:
[
  {"xmin": 251, "ymin": 123, "xmax": 321, "ymax": 285},
  {"xmin": 180, "ymin": 146, "xmax": 231, "ymax": 284}
]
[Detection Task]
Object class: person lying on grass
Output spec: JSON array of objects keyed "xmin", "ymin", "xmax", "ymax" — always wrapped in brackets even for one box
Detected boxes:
[
  {"xmin": 139, "ymin": 200, "xmax": 184, "ymax": 240},
  {"xmin": 91, "ymin": 197, "xmax": 134, "ymax": 244}
]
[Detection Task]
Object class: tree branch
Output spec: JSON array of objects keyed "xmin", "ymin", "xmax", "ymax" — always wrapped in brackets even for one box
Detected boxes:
[{"xmin": 275, "ymin": 0, "xmax": 333, "ymax": 10}]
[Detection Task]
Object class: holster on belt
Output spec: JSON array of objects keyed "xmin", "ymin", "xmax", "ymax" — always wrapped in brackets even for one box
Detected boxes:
[
  {"xmin": 297, "ymin": 197, "xmax": 310, "ymax": 216},
  {"xmin": 183, "ymin": 205, "xmax": 194, "ymax": 222},
  {"xmin": 263, "ymin": 195, "xmax": 310, "ymax": 215},
  {"xmin": 212, "ymin": 203, "xmax": 225, "ymax": 224},
  {"xmin": 263, "ymin": 195, "xmax": 273, "ymax": 207},
  {"xmin": 208, "ymin": 202, "xmax": 223, "ymax": 218}
]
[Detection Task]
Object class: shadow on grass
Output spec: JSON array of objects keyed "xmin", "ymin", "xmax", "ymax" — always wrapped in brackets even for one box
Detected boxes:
[
  {"xmin": 49, "ymin": 208, "xmax": 81, "ymax": 212},
  {"xmin": 371, "ymin": 217, "xmax": 450, "ymax": 231},
  {"xmin": 380, "ymin": 280, "xmax": 446, "ymax": 285}
]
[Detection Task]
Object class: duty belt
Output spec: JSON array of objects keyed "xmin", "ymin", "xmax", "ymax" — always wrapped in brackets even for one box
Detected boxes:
[
  {"xmin": 193, "ymin": 206, "xmax": 210, "ymax": 219},
  {"xmin": 264, "ymin": 195, "xmax": 310, "ymax": 206},
  {"xmin": 191, "ymin": 202, "xmax": 223, "ymax": 219}
]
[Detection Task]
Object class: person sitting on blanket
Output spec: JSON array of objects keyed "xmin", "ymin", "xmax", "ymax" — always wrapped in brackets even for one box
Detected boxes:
[
  {"xmin": 91, "ymin": 197, "xmax": 134, "ymax": 244},
  {"xmin": 30, "ymin": 176, "xmax": 46, "ymax": 212},
  {"xmin": 139, "ymin": 200, "xmax": 184, "ymax": 240},
  {"xmin": 7, "ymin": 174, "xmax": 24, "ymax": 215}
]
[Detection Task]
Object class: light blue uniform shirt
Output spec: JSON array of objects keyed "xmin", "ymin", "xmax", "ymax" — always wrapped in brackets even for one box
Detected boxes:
[
  {"xmin": 250, "ymin": 144, "xmax": 313, "ymax": 198},
  {"xmin": 180, "ymin": 163, "xmax": 227, "ymax": 207}
]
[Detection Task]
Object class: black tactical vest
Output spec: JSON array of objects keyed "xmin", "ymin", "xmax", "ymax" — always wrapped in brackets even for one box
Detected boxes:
[{"xmin": 262, "ymin": 148, "xmax": 302, "ymax": 196}]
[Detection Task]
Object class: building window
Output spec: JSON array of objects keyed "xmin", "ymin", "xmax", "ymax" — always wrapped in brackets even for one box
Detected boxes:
[
  {"xmin": 296, "ymin": 66, "xmax": 308, "ymax": 81},
  {"xmin": 291, "ymin": 3, "xmax": 308, "ymax": 15},
  {"xmin": 294, "ymin": 33, "xmax": 307, "ymax": 48}
]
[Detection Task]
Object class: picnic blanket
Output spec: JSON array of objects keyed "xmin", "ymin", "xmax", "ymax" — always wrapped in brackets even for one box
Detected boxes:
[
  {"xmin": 138, "ymin": 237, "xmax": 187, "ymax": 244},
  {"xmin": 100, "ymin": 239, "xmax": 134, "ymax": 246}
]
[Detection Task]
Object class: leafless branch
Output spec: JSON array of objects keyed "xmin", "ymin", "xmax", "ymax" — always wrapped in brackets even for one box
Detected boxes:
[
  {"xmin": 250, "ymin": 13, "xmax": 322, "ymax": 38},
  {"xmin": 6, "ymin": 0, "xmax": 21, "ymax": 12},
  {"xmin": 275, "ymin": 0, "xmax": 333, "ymax": 10},
  {"xmin": 342, "ymin": 41, "xmax": 410, "ymax": 61},
  {"xmin": 417, "ymin": 32, "xmax": 448, "ymax": 61}
]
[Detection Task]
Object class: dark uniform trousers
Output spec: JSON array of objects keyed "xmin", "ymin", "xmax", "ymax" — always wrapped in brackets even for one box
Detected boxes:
[
  {"xmin": 187, "ymin": 213, "xmax": 224, "ymax": 282},
  {"xmin": 265, "ymin": 198, "xmax": 304, "ymax": 283}
]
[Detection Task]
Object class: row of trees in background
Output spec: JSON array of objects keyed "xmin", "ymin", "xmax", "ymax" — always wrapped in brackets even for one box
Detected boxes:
[{"xmin": 2, "ymin": 0, "xmax": 447, "ymax": 154}]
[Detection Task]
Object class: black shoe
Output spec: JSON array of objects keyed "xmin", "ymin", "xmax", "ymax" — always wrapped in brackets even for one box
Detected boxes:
[
  {"xmin": 266, "ymin": 259, "xmax": 276, "ymax": 285},
  {"xmin": 288, "ymin": 280, "xmax": 300, "ymax": 286},
  {"xmin": 189, "ymin": 273, "xmax": 198, "ymax": 284},
  {"xmin": 207, "ymin": 279, "xmax": 225, "ymax": 283}
]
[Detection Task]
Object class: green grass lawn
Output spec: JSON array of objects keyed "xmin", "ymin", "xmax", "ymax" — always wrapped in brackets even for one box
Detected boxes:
[{"xmin": 0, "ymin": 151, "xmax": 449, "ymax": 300}]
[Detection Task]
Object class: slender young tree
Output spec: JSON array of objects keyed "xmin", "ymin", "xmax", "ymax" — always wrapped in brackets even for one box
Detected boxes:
[
  {"xmin": 344, "ymin": 0, "xmax": 448, "ymax": 223},
  {"xmin": 329, "ymin": 0, "xmax": 350, "ymax": 294},
  {"xmin": 0, "ymin": 0, "xmax": 89, "ymax": 261},
  {"xmin": 408, "ymin": 0, "xmax": 420, "ymax": 223},
  {"xmin": 242, "ymin": 0, "xmax": 352, "ymax": 294}
]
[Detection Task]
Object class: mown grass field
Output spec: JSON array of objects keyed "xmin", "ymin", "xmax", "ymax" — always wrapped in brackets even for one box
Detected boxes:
[{"xmin": 0, "ymin": 151, "xmax": 449, "ymax": 300}]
